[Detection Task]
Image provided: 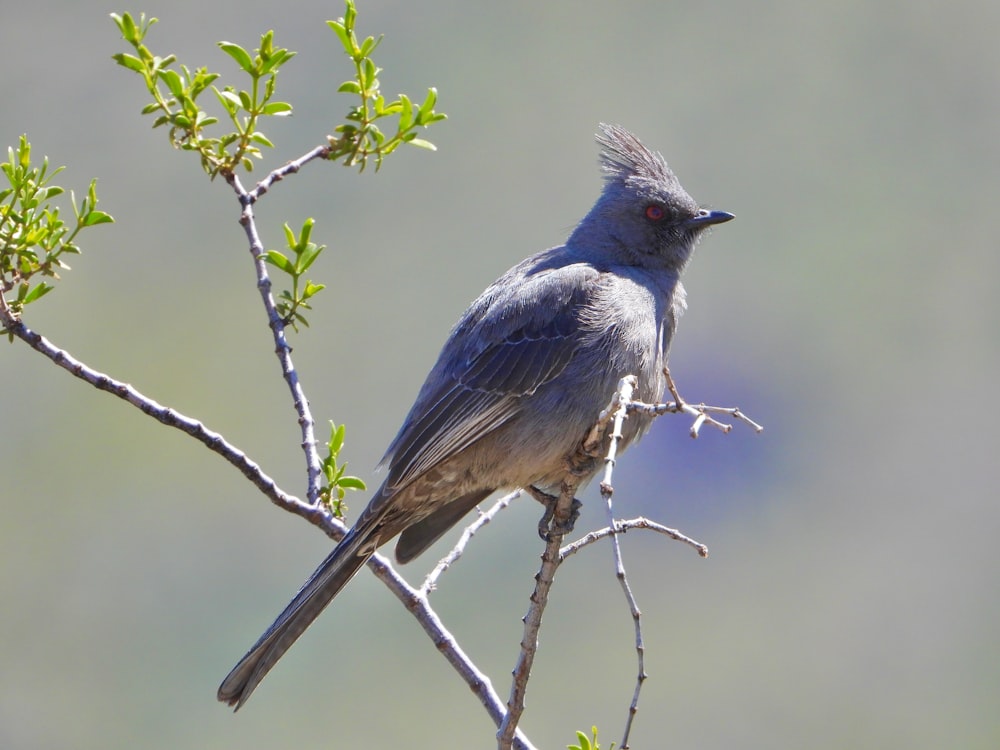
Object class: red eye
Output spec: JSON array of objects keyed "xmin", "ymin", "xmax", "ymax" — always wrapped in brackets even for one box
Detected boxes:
[{"xmin": 645, "ymin": 205, "xmax": 665, "ymax": 221}]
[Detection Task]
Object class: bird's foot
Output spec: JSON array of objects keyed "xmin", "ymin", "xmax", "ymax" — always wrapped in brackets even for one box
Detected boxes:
[{"xmin": 526, "ymin": 485, "xmax": 582, "ymax": 541}]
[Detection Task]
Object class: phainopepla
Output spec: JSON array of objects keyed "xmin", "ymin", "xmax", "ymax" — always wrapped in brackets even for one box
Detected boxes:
[{"xmin": 218, "ymin": 123, "xmax": 733, "ymax": 708}]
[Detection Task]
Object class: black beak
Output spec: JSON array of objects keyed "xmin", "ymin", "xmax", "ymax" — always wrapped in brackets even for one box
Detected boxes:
[{"xmin": 684, "ymin": 209, "xmax": 734, "ymax": 228}]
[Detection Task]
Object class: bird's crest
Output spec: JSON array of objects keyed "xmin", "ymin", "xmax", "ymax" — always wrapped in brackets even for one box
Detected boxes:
[{"xmin": 596, "ymin": 123, "xmax": 682, "ymax": 196}]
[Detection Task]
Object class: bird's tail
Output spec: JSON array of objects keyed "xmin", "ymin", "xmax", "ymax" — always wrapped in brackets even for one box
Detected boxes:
[{"xmin": 217, "ymin": 524, "xmax": 377, "ymax": 710}]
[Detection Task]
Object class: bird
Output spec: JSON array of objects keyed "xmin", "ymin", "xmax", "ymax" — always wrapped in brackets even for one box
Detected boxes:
[{"xmin": 218, "ymin": 123, "xmax": 733, "ymax": 708}]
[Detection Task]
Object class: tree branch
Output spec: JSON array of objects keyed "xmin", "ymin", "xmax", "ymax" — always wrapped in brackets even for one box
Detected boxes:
[
  {"xmin": 495, "ymin": 368, "xmax": 754, "ymax": 747},
  {"xmin": 240, "ymin": 145, "xmax": 333, "ymax": 203},
  {"xmin": 599, "ymin": 376, "xmax": 645, "ymax": 750},
  {"xmin": 0, "ymin": 309, "xmax": 307, "ymax": 515},
  {"xmin": 650, "ymin": 365, "xmax": 764, "ymax": 438},
  {"xmin": 226, "ymin": 168, "xmax": 325, "ymax": 504},
  {"xmin": 560, "ymin": 518, "xmax": 708, "ymax": 561},
  {"xmin": 498, "ymin": 475, "xmax": 581, "ymax": 750},
  {"xmin": 422, "ymin": 490, "xmax": 522, "ymax": 595}
]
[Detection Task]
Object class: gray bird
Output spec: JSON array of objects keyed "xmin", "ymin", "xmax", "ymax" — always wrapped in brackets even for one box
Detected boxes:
[{"xmin": 218, "ymin": 124, "xmax": 733, "ymax": 708}]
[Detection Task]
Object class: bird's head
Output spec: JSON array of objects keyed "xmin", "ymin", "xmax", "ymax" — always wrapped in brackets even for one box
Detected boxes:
[{"xmin": 571, "ymin": 123, "xmax": 733, "ymax": 272}]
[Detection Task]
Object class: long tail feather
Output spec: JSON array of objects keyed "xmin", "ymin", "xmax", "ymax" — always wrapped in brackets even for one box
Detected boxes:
[{"xmin": 217, "ymin": 526, "xmax": 377, "ymax": 709}]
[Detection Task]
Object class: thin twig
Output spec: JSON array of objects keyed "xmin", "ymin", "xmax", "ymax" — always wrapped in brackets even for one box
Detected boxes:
[
  {"xmin": 422, "ymin": 490, "xmax": 522, "ymax": 595},
  {"xmin": 607, "ymin": 511, "xmax": 643, "ymax": 750},
  {"xmin": 366, "ymin": 548, "xmax": 537, "ymax": 750},
  {"xmin": 498, "ymin": 475, "xmax": 581, "ymax": 750},
  {"xmin": 226, "ymin": 171, "xmax": 324, "ymax": 503},
  {"xmin": 596, "ymin": 375, "xmax": 635, "ymax": 497},
  {"xmin": 276, "ymin": 508, "xmax": 533, "ymax": 750},
  {"xmin": 0, "ymin": 313, "xmax": 308, "ymax": 515},
  {"xmin": 636, "ymin": 366, "xmax": 764, "ymax": 438},
  {"xmin": 242, "ymin": 146, "xmax": 333, "ymax": 203},
  {"xmin": 596, "ymin": 376, "xmax": 646, "ymax": 750},
  {"xmin": 560, "ymin": 518, "xmax": 708, "ymax": 560}
]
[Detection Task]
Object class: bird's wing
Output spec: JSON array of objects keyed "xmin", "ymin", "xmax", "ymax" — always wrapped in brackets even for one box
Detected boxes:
[{"xmin": 380, "ymin": 258, "xmax": 601, "ymax": 493}]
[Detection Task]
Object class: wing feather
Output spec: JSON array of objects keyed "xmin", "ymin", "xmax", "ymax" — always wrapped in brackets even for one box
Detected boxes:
[{"xmin": 381, "ymin": 255, "xmax": 601, "ymax": 492}]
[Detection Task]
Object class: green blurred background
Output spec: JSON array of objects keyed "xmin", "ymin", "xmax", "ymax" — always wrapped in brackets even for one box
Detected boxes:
[{"xmin": 2, "ymin": 1, "xmax": 998, "ymax": 748}]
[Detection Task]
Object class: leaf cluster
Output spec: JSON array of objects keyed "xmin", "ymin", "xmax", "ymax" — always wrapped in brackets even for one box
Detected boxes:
[
  {"xmin": 111, "ymin": 12, "xmax": 294, "ymax": 177},
  {"xmin": 326, "ymin": 0, "xmax": 447, "ymax": 170},
  {"xmin": 319, "ymin": 421, "xmax": 367, "ymax": 517},
  {"xmin": 111, "ymin": 1, "xmax": 447, "ymax": 178},
  {"xmin": 0, "ymin": 136, "xmax": 112, "ymax": 322},
  {"xmin": 108, "ymin": 1, "xmax": 448, "ymax": 336},
  {"xmin": 264, "ymin": 218, "xmax": 326, "ymax": 331},
  {"xmin": 568, "ymin": 726, "xmax": 615, "ymax": 750}
]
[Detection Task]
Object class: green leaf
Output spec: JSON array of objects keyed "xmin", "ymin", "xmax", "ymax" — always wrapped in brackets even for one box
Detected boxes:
[
  {"xmin": 261, "ymin": 101, "xmax": 292, "ymax": 116},
  {"xmin": 259, "ymin": 30, "xmax": 273, "ymax": 58},
  {"xmin": 215, "ymin": 89, "xmax": 242, "ymax": 111},
  {"xmin": 298, "ymin": 217, "xmax": 314, "ymax": 246},
  {"xmin": 362, "ymin": 58, "xmax": 378, "ymax": 89},
  {"xmin": 264, "ymin": 250, "xmax": 294, "ymax": 274},
  {"xmin": 117, "ymin": 12, "xmax": 136, "ymax": 40},
  {"xmin": 296, "ymin": 243, "xmax": 322, "ymax": 273},
  {"xmin": 326, "ymin": 20, "xmax": 352, "ymax": 54},
  {"xmin": 337, "ymin": 476, "xmax": 366, "ymax": 491},
  {"xmin": 250, "ymin": 132, "xmax": 275, "ymax": 148},
  {"xmin": 22, "ymin": 282, "xmax": 54, "ymax": 305},
  {"xmin": 337, "ymin": 80, "xmax": 362, "ymax": 95},
  {"xmin": 260, "ymin": 48, "xmax": 295, "ymax": 75},
  {"xmin": 113, "ymin": 53, "xmax": 146, "ymax": 73},
  {"xmin": 302, "ymin": 281, "xmax": 325, "ymax": 299},
  {"xmin": 419, "ymin": 86, "xmax": 438, "ymax": 114},
  {"xmin": 329, "ymin": 422, "xmax": 346, "ymax": 455},
  {"xmin": 343, "ymin": 0, "xmax": 357, "ymax": 32},
  {"xmin": 397, "ymin": 93, "xmax": 414, "ymax": 131},
  {"xmin": 407, "ymin": 138, "xmax": 436, "ymax": 151},
  {"xmin": 82, "ymin": 210, "xmax": 114, "ymax": 226},
  {"xmin": 359, "ymin": 34, "xmax": 382, "ymax": 58},
  {"xmin": 160, "ymin": 69, "xmax": 184, "ymax": 98},
  {"xmin": 219, "ymin": 42, "xmax": 254, "ymax": 74}
]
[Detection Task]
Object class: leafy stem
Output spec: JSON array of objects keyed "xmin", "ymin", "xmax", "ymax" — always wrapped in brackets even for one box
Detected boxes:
[
  {"xmin": 0, "ymin": 136, "xmax": 113, "ymax": 321},
  {"xmin": 326, "ymin": 0, "xmax": 447, "ymax": 170},
  {"xmin": 263, "ymin": 218, "xmax": 327, "ymax": 331},
  {"xmin": 318, "ymin": 421, "xmax": 367, "ymax": 517},
  {"xmin": 111, "ymin": 12, "xmax": 294, "ymax": 177}
]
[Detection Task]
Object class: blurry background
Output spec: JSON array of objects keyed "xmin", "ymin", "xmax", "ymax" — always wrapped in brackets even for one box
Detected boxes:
[{"xmin": 2, "ymin": 1, "xmax": 997, "ymax": 748}]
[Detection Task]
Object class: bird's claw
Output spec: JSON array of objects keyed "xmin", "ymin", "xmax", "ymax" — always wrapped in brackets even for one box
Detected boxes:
[{"xmin": 527, "ymin": 485, "xmax": 582, "ymax": 541}]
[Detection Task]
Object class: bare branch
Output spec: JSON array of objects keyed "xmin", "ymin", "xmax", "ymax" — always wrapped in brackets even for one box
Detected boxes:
[
  {"xmin": 499, "ymin": 474, "xmax": 581, "ymax": 750},
  {"xmin": 0, "ymin": 313, "xmax": 312, "ymax": 514},
  {"xmin": 606, "ymin": 512, "xmax": 644, "ymax": 750},
  {"xmin": 226, "ymin": 170, "xmax": 324, "ymax": 503},
  {"xmin": 595, "ymin": 375, "xmax": 646, "ymax": 749},
  {"xmin": 596, "ymin": 375, "xmax": 636, "ymax": 495},
  {"xmin": 575, "ymin": 372, "xmax": 726, "ymax": 747},
  {"xmin": 422, "ymin": 490, "xmax": 522, "ymax": 594},
  {"xmin": 363, "ymin": 548, "xmax": 537, "ymax": 750},
  {"xmin": 241, "ymin": 146, "xmax": 333, "ymax": 204},
  {"xmin": 560, "ymin": 518, "xmax": 708, "ymax": 560},
  {"xmin": 629, "ymin": 366, "xmax": 765, "ymax": 438}
]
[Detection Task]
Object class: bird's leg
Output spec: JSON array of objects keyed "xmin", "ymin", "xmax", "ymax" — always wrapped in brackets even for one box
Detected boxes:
[{"xmin": 527, "ymin": 485, "xmax": 582, "ymax": 541}]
